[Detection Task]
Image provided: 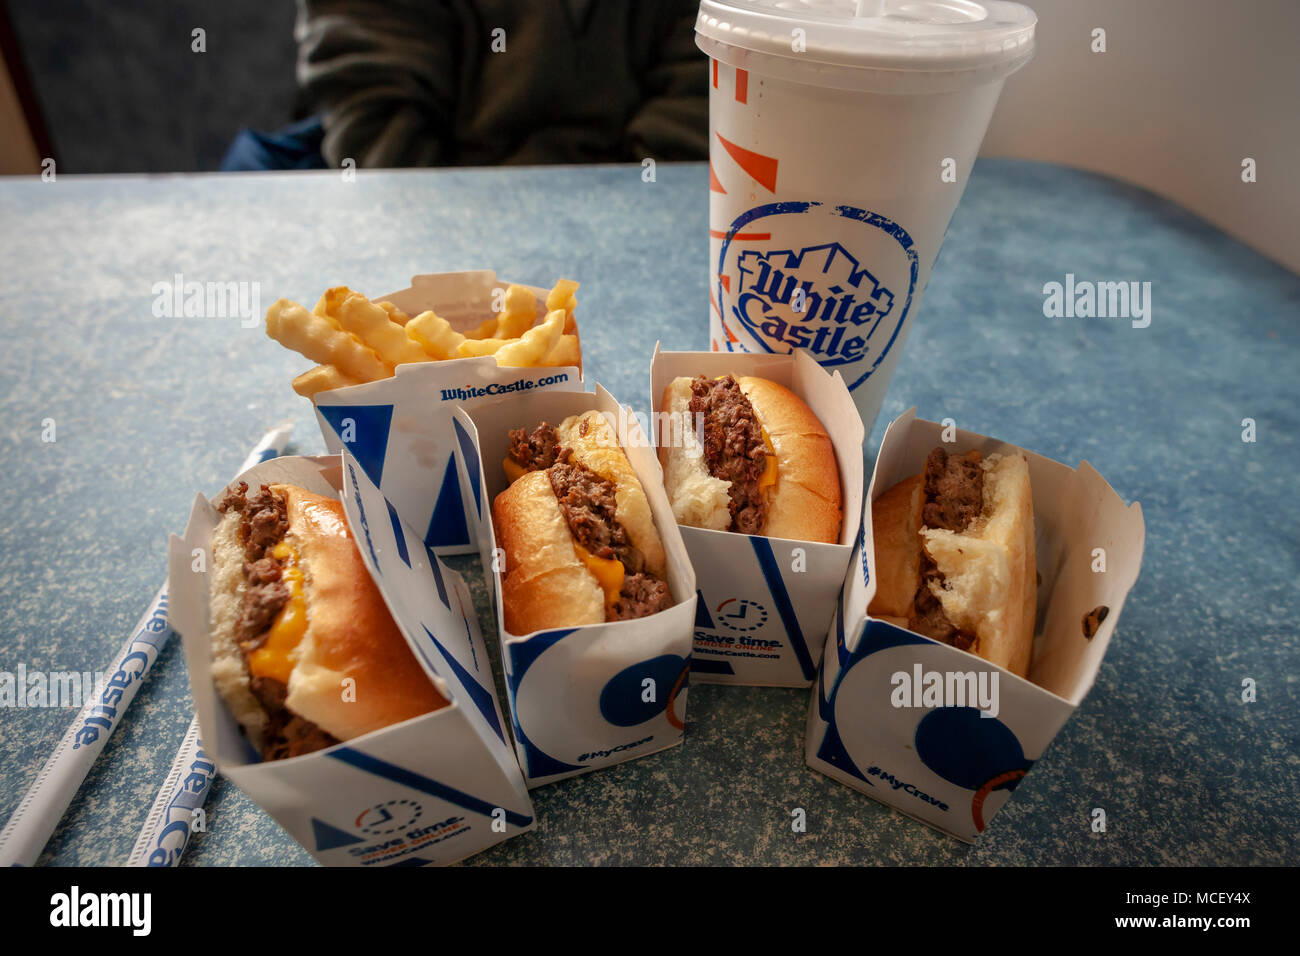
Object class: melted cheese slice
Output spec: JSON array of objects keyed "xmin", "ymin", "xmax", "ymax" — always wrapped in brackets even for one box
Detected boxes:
[
  {"xmin": 573, "ymin": 543, "xmax": 625, "ymax": 611},
  {"xmin": 502, "ymin": 450, "xmax": 627, "ymax": 608},
  {"xmin": 503, "ymin": 456, "xmax": 528, "ymax": 485},
  {"xmin": 247, "ymin": 541, "xmax": 306, "ymax": 684},
  {"xmin": 758, "ymin": 427, "xmax": 778, "ymax": 490}
]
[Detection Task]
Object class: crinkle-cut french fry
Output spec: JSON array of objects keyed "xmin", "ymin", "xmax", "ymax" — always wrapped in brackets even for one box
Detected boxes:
[
  {"xmin": 377, "ymin": 300, "xmax": 410, "ymax": 326},
  {"xmin": 494, "ymin": 309, "xmax": 565, "ymax": 367},
  {"xmin": 541, "ymin": 334, "xmax": 581, "ymax": 368},
  {"xmin": 493, "ymin": 285, "xmax": 538, "ymax": 339},
  {"xmin": 455, "ymin": 337, "xmax": 507, "ymax": 357},
  {"xmin": 406, "ymin": 309, "xmax": 466, "ymax": 360},
  {"xmin": 337, "ymin": 293, "xmax": 429, "ymax": 367},
  {"xmin": 464, "ymin": 315, "xmax": 499, "ymax": 339},
  {"xmin": 292, "ymin": 364, "xmax": 362, "ymax": 399},
  {"xmin": 312, "ymin": 286, "xmax": 357, "ymax": 329},
  {"xmin": 266, "ymin": 299, "xmax": 392, "ymax": 382},
  {"xmin": 545, "ymin": 278, "xmax": 579, "ymax": 314}
]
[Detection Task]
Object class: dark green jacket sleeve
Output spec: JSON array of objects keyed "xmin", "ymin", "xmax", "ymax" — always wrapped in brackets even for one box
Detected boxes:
[
  {"xmin": 624, "ymin": 8, "xmax": 709, "ymax": 161},
  {"xmin": 296, "ymin": 0, "xmax": 464, "ymax": 168},
  {"xmin": 296, "ymin": 0, "xmax": 707, "ymax": 167}
]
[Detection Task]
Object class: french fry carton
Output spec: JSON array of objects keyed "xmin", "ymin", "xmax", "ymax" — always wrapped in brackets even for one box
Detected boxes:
[
  {"xmin": 312, "ymin": 270, "xmax": 584, "ymax": 555},
  {"xmin": 805, "ymin": 410, "xmax": 1145, "ymax": 841},
  {"xmin": 168, "ymin": 454, "xmax": 535, "ymax": 866},
  {"xmin": 649, "ymin": 346, "xmax": 865, "ymax": 687},
  {"xmin": 451, "ymin": 385, "xmax": 698, "ymax": 787}
]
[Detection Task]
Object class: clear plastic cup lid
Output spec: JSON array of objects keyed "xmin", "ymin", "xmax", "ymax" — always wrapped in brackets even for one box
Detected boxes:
[{"xmin": 696, "ymin": 0, "xmax": 1036, "ymax": 73}]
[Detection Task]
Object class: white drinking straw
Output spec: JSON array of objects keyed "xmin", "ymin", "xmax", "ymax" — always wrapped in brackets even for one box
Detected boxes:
[{"xmin": 125, "ymin": 715, "xmax": 215, "ymax": 866}]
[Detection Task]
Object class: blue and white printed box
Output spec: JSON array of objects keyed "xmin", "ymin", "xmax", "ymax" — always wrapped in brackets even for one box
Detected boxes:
[
  {"xmin": 806, "ymin": 410, "xmax": 1146, "ymax": 841},
  {"xmin": 312, "ymin": 270, "xmax": 583, "ymax": 555},
  {"xmin": 168, "ymin": 454, "xmax": 535, "ymax": 866},
  {"xmin": 452, "ymin": 385, "xmax": 698, "ymax": 787},
  {"xmin": 649, "ymin": 346, "xmax": 864, "ymax": 687}
]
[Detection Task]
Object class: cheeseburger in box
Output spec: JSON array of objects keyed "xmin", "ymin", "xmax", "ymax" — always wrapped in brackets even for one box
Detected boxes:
[
  {"xmin": 453, "ymin": 385, "xmax": 698, "ymax": 787},
  {"xmin": 806, "ymin": 410, "xmax": 1145, "ymax": 842},
  {"xmin": 650, "ymin": 346, "xmax": 864, "ymax": 688},
  {"xmin": 169, "ymin": 454, "xmax": 534, "ymax": 865}
]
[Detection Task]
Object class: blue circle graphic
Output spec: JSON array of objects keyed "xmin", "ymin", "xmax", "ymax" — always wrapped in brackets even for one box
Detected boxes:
[
  {"xmin": 914, "ymin": 707, "xmax": 1029, "ymax": 792},
  {"xmin": 598, "ymin": 655, "xmax": 689, "ymax": 727}
]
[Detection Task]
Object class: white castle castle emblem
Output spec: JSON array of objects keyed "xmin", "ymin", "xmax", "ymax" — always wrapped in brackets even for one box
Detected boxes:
[{"xmin": 733, "ymin": 243, "xmax": 896, "ymax": 365}]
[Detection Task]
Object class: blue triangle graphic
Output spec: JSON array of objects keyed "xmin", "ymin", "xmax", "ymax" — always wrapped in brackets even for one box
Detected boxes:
[
  {"xmin": 452, "ymin": 418, "xmax": 482, "ymax": 519},
  {"xmin": 694, "ymin": 590, "xmax": 716, "ymax": 630},
  {"xmin": 426, "ymin": 458, "xmax": 470, "ymax": 548},
  {"xmin": 814, "ymin": 622, "xmax": 930, "ymax": 780},
  {"xmin": 816, "ymin": 719, "xmax": 870, "ymax": 783},
  {"xmin": 514, "ymin": 714, "xmax": 585, "ymax": 779},
  {"xmin": 318, "ymin": 404, "xmax": 394, "ymax": 489},
  {"xmin": 424, "ymin": 626, "xmax": 505, "ymax": 744},
  {"xmin": 423, "ymin": 542, "xmax": 450, "ymax": 609},
  {"xmin": 508, "ymin": 628, "xmax": 578, "ymax": 682},
  {"xmin": 311, "ymin": 817, "xmax": 366, "ymax": 851},
  {"xmin": 504, "ymin": 630, "xmax": 586, "ymax": 779}
]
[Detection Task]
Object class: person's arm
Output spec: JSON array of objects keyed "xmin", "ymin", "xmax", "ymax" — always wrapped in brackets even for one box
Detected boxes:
[
  {"xmin": 295, "ymin": 0, "xmax": 465, "ymax": 168},
  {"xmin": 624, "ymin": 6, "xmax": 708, "ymax": 161}
]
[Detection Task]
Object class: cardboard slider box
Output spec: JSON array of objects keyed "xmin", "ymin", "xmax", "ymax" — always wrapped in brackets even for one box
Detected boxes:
[
  {"xmin": 649, "ymin": 346, "xmax": 865, "ymax": 688},
  {"xmin": 452, "ymin": 385, "xmax": 699, "ymax": 787},
  {"xmin": 310, "ymin": 270, "xmax": 584, "ymax": 556},
  {"xmin": 168, "ymin": 454, "xmax": 535, "ymax": 867},
  {"xmin": 806, "ymin": 410, "xmax": 1146, "ymax": 842}
]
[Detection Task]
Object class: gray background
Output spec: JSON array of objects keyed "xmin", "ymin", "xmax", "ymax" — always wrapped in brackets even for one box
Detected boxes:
[{"xmin": 8, "ymin": 0, "xmax": 297, "ymax": 173}]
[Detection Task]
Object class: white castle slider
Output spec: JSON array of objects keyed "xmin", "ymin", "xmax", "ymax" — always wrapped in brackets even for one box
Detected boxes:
[{"xmin": 210, "ymin": 480, "xmax": 448, "ymax": 760}]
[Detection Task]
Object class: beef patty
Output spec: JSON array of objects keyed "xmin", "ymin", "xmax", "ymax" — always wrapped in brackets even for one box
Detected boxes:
[
  {"xmin": 688, "ymin": 375, "xmax": 770, "ymax": 535},
  {"xmin": 907, "ymin": 448, "xmax": 985, "ymax": 651},
  {"xmin": 504, "ymin": 424, "xmax": 673, "ymax": 621},
  {"xmin": 216, "ymin": 482, "xmax": 339, "ymax": 760}
]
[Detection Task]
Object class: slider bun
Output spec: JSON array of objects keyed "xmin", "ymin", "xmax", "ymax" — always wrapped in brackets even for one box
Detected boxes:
[
  {"xmin": 867, "ymin": 454, "xmax": 1037, "ymax": 678},
  {"xmin": 920, "ymin": 454, "xmax": 1036, "ymax": 677},
  {"xmin": 278, "ymin": 486, "xmax": 448, "ymax": 739},
  {"xmin": 493, "ymin": 470, "xmax": 605, "ymax": 634},
  {"xmin": 211, "ymin": 511, "xmax": 268, "ymax": 749},
  {"xmin": 866, "ymin": 474, "xmax": 923, "ymax": 620},
  {"xmin": 658, "ymin": 375, "xmax": 843, "ymax": 543},
  {"xmin": 210, "ymin": 484, "xmax": 448, "ymax": 750},
  {"xmin": 557, "ymin": 411, "xmax": 666, "ymax": 578},
  {"xmin": 658, "ymin": 378, "xmax": 731, "ymax": 532}
]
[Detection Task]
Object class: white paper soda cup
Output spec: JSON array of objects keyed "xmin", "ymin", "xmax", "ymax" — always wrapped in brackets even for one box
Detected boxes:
[{"xmin": 697, "ymin": 0, "xmax": 1036, "ymax": 435}]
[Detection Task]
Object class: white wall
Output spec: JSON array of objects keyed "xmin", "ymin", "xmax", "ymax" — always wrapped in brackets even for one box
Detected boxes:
[{"xmin": 980, "ymin": 0, "xmax": 1299, "ymax": 275}]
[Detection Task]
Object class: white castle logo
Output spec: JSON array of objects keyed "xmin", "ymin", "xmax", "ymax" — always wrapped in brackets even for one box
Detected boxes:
[{"xmin": 733, "ymin": 243, "xmax": 895, "ymax": 366}]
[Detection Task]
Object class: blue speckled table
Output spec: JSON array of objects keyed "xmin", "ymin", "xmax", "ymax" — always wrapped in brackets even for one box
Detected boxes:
[{"xmin": 1, "ymin": 160, "xmax": 1296, "ymax": 866}]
